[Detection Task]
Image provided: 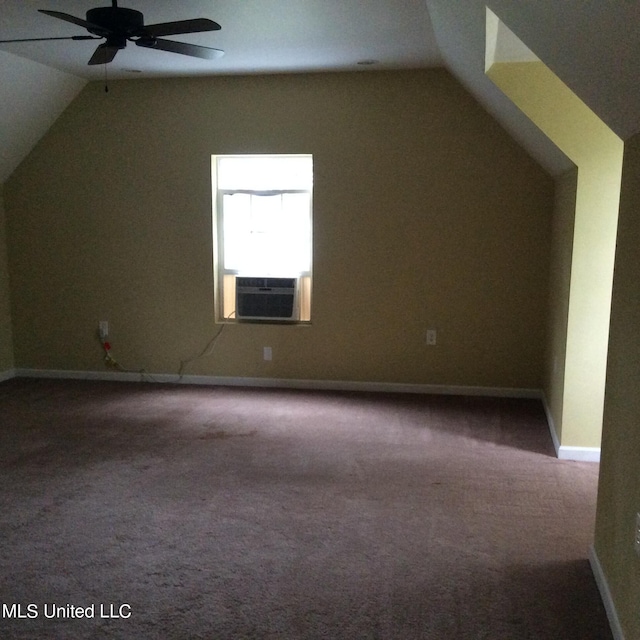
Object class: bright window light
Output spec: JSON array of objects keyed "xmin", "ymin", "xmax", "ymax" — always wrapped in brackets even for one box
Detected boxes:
[{"xmin": 213, "ymin": 154, "xmax": 313, "ymax": 322}]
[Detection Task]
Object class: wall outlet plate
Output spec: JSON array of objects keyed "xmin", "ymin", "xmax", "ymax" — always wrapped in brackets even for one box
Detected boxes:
[
  {"xmin": 99, "ymin": 321, "xmax": 109, "ymax": 340},
  {"xmin": 426, "ymin": 329, "xmax": 437, "ymax": 346},
  {"xmin": 635, "ymin": 512, "xmax": 640, "ymax": 558},
  {"xmin": 263, "ymin": 346, "xmax": 272, "ymax": 361}
]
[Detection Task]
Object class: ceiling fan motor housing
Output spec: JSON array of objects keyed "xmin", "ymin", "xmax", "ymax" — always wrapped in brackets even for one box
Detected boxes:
[{"xmin": 86, "ymin": 7, "xmax": 144, "ymax": 38}]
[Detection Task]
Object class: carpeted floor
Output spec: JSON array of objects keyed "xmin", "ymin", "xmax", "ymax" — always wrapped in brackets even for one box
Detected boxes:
[{"xmin": 0, "ymin": 378, "xmax": 612, "ymax": 639}]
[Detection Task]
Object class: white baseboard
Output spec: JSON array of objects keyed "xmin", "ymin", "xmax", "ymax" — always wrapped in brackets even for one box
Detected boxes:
[
  {"xmin": 542, "ymin": 394, "xmax": 561, "ymax": 455},
  {"xmin": 0, "ymin": 368, "xmax": 16, "ymax": 383},
  {"xmin": 541, "ymin": 392, "xmax": 600, "ymax": 462},
  {"xmin": 589, "ymin": 546, "xmax": 625, "ymax": 640},
  {"xmin": 15, "ymin": 368, "xmax": 153, "ymax": 384},
  {"xmin": 13, "ymin": 367, "xmax": 542, "ymax": 399},
  {"xmin": 557, "ymin": 445, "xmax": 601, "ymax": 462}
]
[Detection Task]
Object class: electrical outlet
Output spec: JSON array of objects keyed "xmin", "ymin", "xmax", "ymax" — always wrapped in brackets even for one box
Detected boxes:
[
  {"xmin": 263, "ymin": 347, "xmax": 272, "ymax": 361},
  {"xmin": 635, "ymin": 513, "xmax": 640, "ymax": 558},
  {"xmin": 426, "ymin": 329, "xmax": 437, "ymax": 346},
  {"xmin": 99, "ymin": 321, "xmax": 109, "ymax": 340}
]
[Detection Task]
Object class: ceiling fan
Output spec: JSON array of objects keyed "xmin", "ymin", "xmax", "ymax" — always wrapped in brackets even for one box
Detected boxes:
[{"xmin": 0, "ymin": 0, "xmax": 223, "ymax": 65}]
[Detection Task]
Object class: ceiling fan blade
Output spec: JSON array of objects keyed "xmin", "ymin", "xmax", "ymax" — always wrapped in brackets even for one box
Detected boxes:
[
  {"xmin": 88, "ymin": 42, "xmax": 120, "ymax": 65},
  {"xmin": 136, "ymin": 38, "xmax": 224, "ymax": 60},
  {"xmin": 139, "ymin": 18, "xmax": 221, "ymax": 38},
  {"xmin": 38, "ymin": 10, "xmax": 105, "ymax": 33},
  {"xmin": 0, "ymin": 35, "xmax": 99, "ymax": 43}
]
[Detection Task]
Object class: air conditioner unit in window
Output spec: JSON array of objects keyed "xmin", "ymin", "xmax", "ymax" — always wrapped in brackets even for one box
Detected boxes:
[{"xmin": 235, "ymin": 277, "xmax": 299, "ymax": 321}]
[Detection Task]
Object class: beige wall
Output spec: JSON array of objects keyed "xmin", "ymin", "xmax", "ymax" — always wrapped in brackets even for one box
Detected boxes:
[
  {"xmin": 596, "ymin": 130, "xmax": 640, "ymax": 640},
  {"xmin": 487, "ymin": 51, "xmax": 638, "ymax": 638},
  {"xmin": 544, "ymin": 167, "xmax": 577, "ymax": 442},
  {"xmin": 5, "ymin": 69, "xmax": 553, "ymax": 387},
  {"xmin": 488, "ymin": 61, "xmax": 623, "ymax": 450},
  {"xmin": 0, "ymin": 187, "xmax": 14, "ymax": 373}
]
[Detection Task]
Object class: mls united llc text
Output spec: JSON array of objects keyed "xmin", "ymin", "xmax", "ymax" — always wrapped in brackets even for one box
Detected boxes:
[{"xmin": 2, "ymin": 603, "xmax": 131, "ymax": 619}]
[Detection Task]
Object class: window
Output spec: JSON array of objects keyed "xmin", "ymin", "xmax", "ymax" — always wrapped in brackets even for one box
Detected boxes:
[{"xmin": 212, "ymin": 155, "xmax": 313, "ymax": 323}]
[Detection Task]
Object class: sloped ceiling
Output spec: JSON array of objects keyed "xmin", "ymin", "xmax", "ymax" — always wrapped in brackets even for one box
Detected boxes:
[
  {"xmin": 425, "ymin": 1, "xmax": 573, "ymax": 175},
  {"xmin": 0, "ymin": 50, "xmax": 85, "ymax": 184},
  {"xmin": 427, "ymin": 0, "xmax": 640, "ymax": 175},
  {"xmin": 1, "ymin": 1, "xmax": 639, "ymax": 183},
  {"xmin": 484, "ymin": 0, "xmax": 640, "ymax": 141}
]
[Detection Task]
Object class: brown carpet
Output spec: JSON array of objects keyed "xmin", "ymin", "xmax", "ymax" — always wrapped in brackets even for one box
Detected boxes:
[{"xmin": 0, "ymin": 378, "xmax": 611, "ymax": 639}]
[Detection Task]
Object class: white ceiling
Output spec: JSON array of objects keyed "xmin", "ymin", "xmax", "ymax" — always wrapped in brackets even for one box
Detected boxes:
[
  {"xmin": 1, "ymin": 1, "xmax": 639, "ymax": 184},
  {"xmin": 0, "ymin": 0, "xmax": 442, "ymax": 79}
]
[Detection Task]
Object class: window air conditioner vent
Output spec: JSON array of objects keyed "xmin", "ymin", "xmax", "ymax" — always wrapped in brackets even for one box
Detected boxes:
[{"xmin": 236, "ymin": 277, "xmax": 298, "ymax": 321}]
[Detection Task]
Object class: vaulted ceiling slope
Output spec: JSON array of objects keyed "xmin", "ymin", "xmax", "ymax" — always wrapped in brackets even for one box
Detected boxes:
[
  {"xmin": 427, "ymin": 0, "xmax": 640, "ymax": 175},
  {"xmin": 0, "ymin": 50, "xmax": 85, "ymax": 184},
  {"xmin": 0, "ymin": 1, "xmax": 638, "ymax": 183}
]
